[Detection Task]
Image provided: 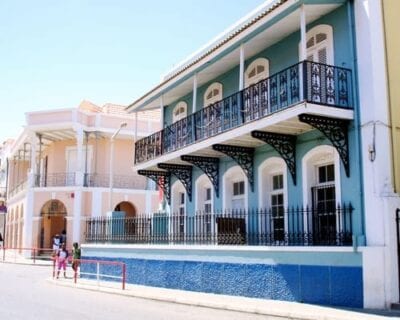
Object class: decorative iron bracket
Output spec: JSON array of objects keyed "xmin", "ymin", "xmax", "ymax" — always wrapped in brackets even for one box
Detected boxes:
[
  {"xmin": 181, "ymin": 155, "xmax": 220, "ymax": 198},
  {"xmin": 212, "ymin": 144, "xmax": 255, "ymax": 192},
  {"xmin": 251, "ymin": 131, "xmax": 297, "ymax": 185},
  {"xmin": 299, "ymin": 114, "xmax": 350, "ymax": 177},
  {"xmin": 138, "ymin": 170, "xmax": 171, "ymax": 205},
  {"xmin": 158, "ymin": 163, "xmax": 193, "ymax": 202}
]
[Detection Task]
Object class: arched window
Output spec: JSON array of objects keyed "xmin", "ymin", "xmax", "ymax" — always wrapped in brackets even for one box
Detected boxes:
[
  {"xmin": 258, "ymin": 157, "xmax": 288, "ymax": 243},
  {"xmin": 204, "ymin": 82, "xmax": 223, "ymax": 107},
  {"xmin": 223, "ymin": 166, "xmax": 247, "ymax": 211},
  {"xmin": 302, "ymin": 145, "xmax": 341, "ymax": 244},
  {"xmin": 302, "ymin": 24, "xmax": 334, "ymax": 65},
  {"xmin": 245, "ymin": 58, "xmax": 269, "ymax": 88},
  {"xmin": 172, "ymin": 101, "xmax": 187, "ymax": 123},
  {"xmin": 195, "ymin": 175, "xmax": 214, "ymax": 236},
  {"xmin": 171, "ymin": 181, "xmax": 186, "ymax": 239}
]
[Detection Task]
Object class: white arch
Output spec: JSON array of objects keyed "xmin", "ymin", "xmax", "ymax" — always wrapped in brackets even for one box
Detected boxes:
[
  {"xmin": 223, "ymin": 165, "xmax": 248, "ymax": 211},
  {"xmin": 299, "ymin": 24, "xmax": 334, "ymax": 65},
  {"xmin": 195, "ymin": 174, "xmax": 213, "ymax": 213},
  {"xmin": 204, "ymin": 82, "xmax": 223, "ymax": 106},
  {"xmin": 172, "ymin": 101, "xmax": 187, "ymax": 123},
  {"xmin": 171, "ymin": 180, "xmax": 186, "ymax": 216},
  {"xmin": 257, "ymin": 157, "xmax": 288, "ymax": 209},
  {"xmin": 245, "ymin": 57, "xmax": 269, "ymax": 88},
  {"xmin": 302, "ymin": 144, "xmax": 341, "ymax": 207}
]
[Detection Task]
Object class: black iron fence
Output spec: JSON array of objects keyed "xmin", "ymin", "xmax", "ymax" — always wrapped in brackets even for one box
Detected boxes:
[
  {"xmin": 85, "ymin": 203, "xmax": 353, "ymax": 246},
  {"xmin": 135, "ymin": 60, "xmax": 353, "ymax": 164}
]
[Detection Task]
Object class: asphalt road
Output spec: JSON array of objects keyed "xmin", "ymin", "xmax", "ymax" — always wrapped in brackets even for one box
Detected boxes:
[{"xmin": 0, "ymin": 262, "xmax": 272, "ymax": 320}]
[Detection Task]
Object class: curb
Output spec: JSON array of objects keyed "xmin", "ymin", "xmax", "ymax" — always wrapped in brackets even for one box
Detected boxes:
[{"xmin": 47, "ymin": 278, "xmax": 391, "ymax": 320}]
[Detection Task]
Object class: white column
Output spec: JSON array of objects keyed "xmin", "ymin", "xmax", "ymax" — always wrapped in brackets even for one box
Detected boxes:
[
  {"xmin": 28, "ymin": 133, "xmax": 37, "ymax": 187},
  {"xmin": 22, "ymin": 189, "xmax": 34, "ymax": 254},
  {"xmin": 300, "ymin": 5, "xmax": 307, "ymax": 61},
  {"xmin": 134, "ymin": 112, "xmax": 138, "ymax": 142},
  {"xmin": 192, "ymin": 73, "xmax": 198, "ymax": 113},
  {"xmin": 72, "ymin": 189, "xmax": 82, "ymax": 243},
  {"xmin": 160, "ymin": 96, "xmax": 164, "ymax": 128},
  {"xmin": 75, "ymin": 126, "xmax": 84, "ymax": 186},
  {"xmin": 239, "ymin": 44, "xmax": 245, "ymax": 90},
  {"xmin": 299, "ymin": 5, "xmax": 307, "ymax": 101}
]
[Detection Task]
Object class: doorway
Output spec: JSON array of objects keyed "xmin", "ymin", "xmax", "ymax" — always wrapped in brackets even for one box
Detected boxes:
[{"xmin": 40, "ymin": 200, "xmax": 67, "ymax": 249}]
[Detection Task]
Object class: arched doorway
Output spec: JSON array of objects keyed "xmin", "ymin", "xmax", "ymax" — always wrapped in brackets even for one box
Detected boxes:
[
  {"xmin": 114, "ymin": 201, "xmax": 136, "ymax": 218},
  {"xmin": 40, "ymin": 200, "xmax": 67, "ymax": 249}
]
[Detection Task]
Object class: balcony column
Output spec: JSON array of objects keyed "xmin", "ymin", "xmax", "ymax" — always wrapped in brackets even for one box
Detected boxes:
[
  {"xmin": 28, "ymin": 133, "xmax": 37, "ymax": 188},
  {"xmin": 74, "ymin": 126, "xmax": 84, "ymax": 186},
  {"xmin": 160, "ymin": 96, "xmax": 164, "ymax": 128},
  {"xmin": 192, "ymin": 73, "xmax": 198, "ymax": 113},
  {"xmin": 73, "ymin": 126, "xmax": 84, "ymax": 243},
  {"xmin": 299, "ymin": 4, "xmax": 307, "ymax": 101},
  {"xmin": 239, "ymin": 44, "xmax": 245, "ymax": 91}
]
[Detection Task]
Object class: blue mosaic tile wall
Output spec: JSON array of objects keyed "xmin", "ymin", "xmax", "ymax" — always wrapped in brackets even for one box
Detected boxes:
[{"xmin": 81, "ymin": 256, "xmax": 363, "ymax": 308}]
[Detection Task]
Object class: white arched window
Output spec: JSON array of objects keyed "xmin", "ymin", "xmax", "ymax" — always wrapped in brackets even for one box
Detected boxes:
[
  {"xmin": 258, "ymin": 157, "xmax": 288, "ymax": 243},
  {"xmin": 171, "ymin": 181, "xmax": 186, "ymax": 239},
  {"xmin": 204, "ymin": 82, "xmax": 223, "ymax": 107},
  {"xmin": 195, "ymin": 175, "xmax": 214, "ymax": 235},
  {"xmin": 302, "ymin": 24, "xmax": 334, "ymax": 65},
  {"xmin": 223, "ymin": 166, "xmax": 247, "ymax": 211},
  {"xmin": 302, "ymin": 145, "xmax": 341, "ymax": 244},
  {"xmin": 172, "ymin": 101, "xmax": 187, "ymax": 123},
  {"xmin": 245, "ymin": 58, "xmax": 269, "ymax": 88}
]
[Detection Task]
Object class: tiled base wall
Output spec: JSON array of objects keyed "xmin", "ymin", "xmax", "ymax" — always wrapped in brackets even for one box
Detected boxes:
[{"xmin": 82, "ymin": 256, "xmax": 363, "ymax": 308}]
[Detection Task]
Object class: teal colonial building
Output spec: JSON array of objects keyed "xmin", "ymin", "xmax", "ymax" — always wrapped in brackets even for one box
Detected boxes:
[{"xmin": 84, "ymin": 0, "xmax": 395, "ymax": 309}]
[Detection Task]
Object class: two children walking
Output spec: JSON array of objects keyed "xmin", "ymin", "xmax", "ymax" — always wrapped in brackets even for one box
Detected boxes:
[{"xmin": 54, "ymin": 241, "xmax": 81, "ymax": 279}]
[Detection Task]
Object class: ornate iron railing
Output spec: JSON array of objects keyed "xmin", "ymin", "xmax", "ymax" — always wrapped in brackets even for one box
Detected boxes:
[
  {"xmin": 84, "ymin": 173, "xmax": 149, "ymax": 190},
  {"xmin": 135, "ymin": 61, "xmax": 353, "ymax": 164},
  {"xmin": 85, "ymin": 203, "xmax": 353, "ymax": 246},
  {"xmin": 35, "ymin": 172, "xmax": 76, "ymax": 187}
]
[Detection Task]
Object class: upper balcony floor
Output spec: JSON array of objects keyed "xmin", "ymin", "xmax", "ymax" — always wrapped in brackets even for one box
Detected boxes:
[{"xmin": 128, "ymin": 1, "xmax": 357, "ymax": 169}]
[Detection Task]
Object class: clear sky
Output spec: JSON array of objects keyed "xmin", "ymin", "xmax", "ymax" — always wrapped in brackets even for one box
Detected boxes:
[{"xmin": 0, "ymin": 0, "xmax": 265, "ymax": 141}]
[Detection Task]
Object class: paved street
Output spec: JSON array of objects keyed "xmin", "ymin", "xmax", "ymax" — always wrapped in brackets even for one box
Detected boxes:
[{"xmin": 0, "ymin": 263, "xmax": 273, "ymax": 320}]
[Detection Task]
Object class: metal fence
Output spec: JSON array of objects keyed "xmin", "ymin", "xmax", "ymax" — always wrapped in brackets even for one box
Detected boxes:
[
  {"xmin": 85, "ymin": 203, "xmax": 353, "ymax": 246},
  {"xmin": 35, "ymin": 173, "xmax": 75, "ymax": 187},
  {"xmin": 135, "ymin": 60, "xmax": 353, "ymax": 164}
]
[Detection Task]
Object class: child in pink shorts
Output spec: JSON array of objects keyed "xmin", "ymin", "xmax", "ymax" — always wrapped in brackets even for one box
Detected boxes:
[{"xmin": 57, "ymin": 244, "xmax": 69, "ymax": 279}]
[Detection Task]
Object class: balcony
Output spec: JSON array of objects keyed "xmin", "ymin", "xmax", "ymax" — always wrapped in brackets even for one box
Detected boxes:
[
  {"xmin": 35, "ymin": 173, "xmax": 76, "ymax": 187},
  {"xmin": 84, "ymin": 173, "xmax": 149, "ymax": 190},
  {"xmin": 8, "ymin": 180, "xmax": 27, "ymax": 198},
  {"xmin": 135, "ymin": 61, "xmax": 353, "ymax": 166},
  {"xmin": 85, "ymin": 203, "xmax": 353, "ymax": 246}
]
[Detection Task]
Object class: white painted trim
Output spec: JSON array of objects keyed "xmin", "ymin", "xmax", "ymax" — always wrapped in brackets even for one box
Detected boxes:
[
  {"xmin": 222, "ymin": 165, "xmax": 248, "ymax": 211},
  {"xmin": 239, "ymin": 44, "xmax": 245, "ymax": 90},
  {"xmin": 83, "ymin": 243, "xmax": 356, "ymax": 253},
  {"xmin": 204, "ymin": 82, "xmax": 223, "ymax": 107},
  {"xmin": 172, "ymin": 101, "xmax": 188, "ymax": 123},
  {"xmin": 301, "ymin": 145, "xmax": 341, "ymax": 208},
  {"xmin": 244, "ymin": 57, "xmax": 270, "ymax": 88},
  {"xmin": 192, "ymin": 74, "xmax": 198, "ymax": 113},
  {"xmin": 299, "ymin": 24, "xmax": 334, "ymax": 64},
  {"xmin": 195, "ymin": 174, "xmax": 214, "ymax": 213}
]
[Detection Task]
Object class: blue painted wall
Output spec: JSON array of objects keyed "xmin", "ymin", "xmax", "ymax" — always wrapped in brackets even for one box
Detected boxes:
[{"xmin": 82, "ymin": 245, "xmax": 363, "ymax": 308}]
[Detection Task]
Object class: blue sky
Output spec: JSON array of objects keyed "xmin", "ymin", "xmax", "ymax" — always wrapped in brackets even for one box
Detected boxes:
[{"xmin": 0, "ymin": 0, "xmax": 265, "ymax": 141}]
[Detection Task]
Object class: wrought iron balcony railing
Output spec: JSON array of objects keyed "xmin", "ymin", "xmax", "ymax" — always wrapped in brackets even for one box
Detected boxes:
[
  {"xmin": 84, "ymin": 173, "xmax": 150, "ymax": 190},
  {"xmin": 85, "ymin": 203, "xmax": 353, "ymax": 246},
  {"xmin": 135, "ymin": 60, "xmax": 353, "ymax": 164},
  {"xmin": 8, "ymin": 180, "xmax": 27, "ymax": 198},
  {"xmin": 35, "ymin": 173, "xmax": 76, "ymax": 187}
]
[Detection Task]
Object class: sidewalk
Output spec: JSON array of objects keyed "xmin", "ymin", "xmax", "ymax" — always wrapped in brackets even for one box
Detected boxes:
[{"xmin": 49, "ymin": 276, "xmax": 400, "ymax": 320}]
